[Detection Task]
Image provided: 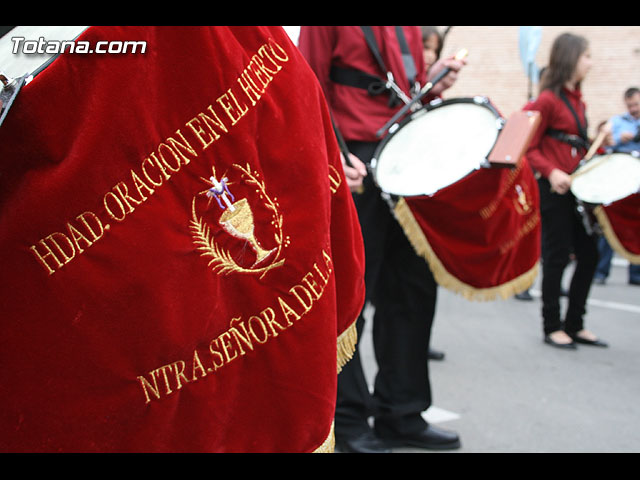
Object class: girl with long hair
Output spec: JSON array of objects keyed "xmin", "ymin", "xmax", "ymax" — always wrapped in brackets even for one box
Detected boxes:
[{"xmin": 525, "ymin": 32, "xmax": 609, "ymax": 349}]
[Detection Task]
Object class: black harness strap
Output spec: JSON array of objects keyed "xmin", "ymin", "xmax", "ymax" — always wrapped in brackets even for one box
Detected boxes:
[
  {"xmin": 546, "ymin": 128, "xmax": 590, "ymax": 151},
  {"xmin": 546, "ymin": 90, "xmax": 590, "ymax": 152},
  {"xmin": 329, "ymin": 27, "xmax": 417, "ymax": 107},
  {"xmin": 394, "ymin": 26, "xmax": 417, "ymax": 88},
  {"xmin": 360, "ymin": 26, "xmax": 390, "ymax": 77},
  {"xmin": 560, "ymin": 90, "xmax": 589, "ymax": 142},
  {"xmin": 329, "ymin": 66, "xmax": 387, "ymax": 96}
]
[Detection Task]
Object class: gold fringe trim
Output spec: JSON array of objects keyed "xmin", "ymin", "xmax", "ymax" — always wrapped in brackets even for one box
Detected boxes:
[
  {"xmin": 313, "ymin": 422, "xmax": 335, "ymax": 453},
  {"xmin": 394, "ymin": 198, "xmax": 539, "ymax": 301},
  {"xmin": 310, "ymin": 318, "xmax": 357, "ymax": 454},
  {"xmin": 336, "ymin": 320, "xmax": 358, "ymax": 374},
  {"xmin": 594, "ymin": 205, "xmax": 640, "ymax": 265}
]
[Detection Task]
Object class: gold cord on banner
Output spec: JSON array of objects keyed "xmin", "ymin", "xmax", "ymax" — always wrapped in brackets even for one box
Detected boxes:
[
  {"xmin": 594, "ymin": 206, "xmax": 640, "ymax": 265},
  {"xmin": 394, "ymin": 199, "xmax": 539, "ymax": 301}
]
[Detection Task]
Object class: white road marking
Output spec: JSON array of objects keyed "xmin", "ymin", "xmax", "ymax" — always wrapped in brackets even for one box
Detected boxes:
[
  {"xmin": 422, "ymin": 406, "xmax": 461, "ymax": 424},
  {"xmin": 530, "ymin": 289, "xmax": 640, "ymax": 314}
]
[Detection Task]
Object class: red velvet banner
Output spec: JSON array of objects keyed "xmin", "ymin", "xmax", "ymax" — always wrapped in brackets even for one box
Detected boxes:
[
  {"xmin": 596, "ymin": 193, "xmax": 640, "ymax": 264},
  {"xmin": 395, "ymin": 158, "xmax": 541, "ymax": 300},
  {"xmin": 0, "ymin": 26, "xmax": 365, "ymax": 452}
]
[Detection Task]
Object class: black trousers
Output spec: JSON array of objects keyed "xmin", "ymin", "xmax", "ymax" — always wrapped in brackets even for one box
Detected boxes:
[
  {"xmin": 335, "ymin": 141, "xmax": 437, "ymax": 439},
  {"xmin": 538, "ymin": 177, "xmax": 599, "ymax": 335}
]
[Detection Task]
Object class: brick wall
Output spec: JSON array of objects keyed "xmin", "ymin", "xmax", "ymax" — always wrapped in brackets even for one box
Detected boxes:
[{"xmin": 435, "ymin": 26, "xmax": 640, "ymax": 137}]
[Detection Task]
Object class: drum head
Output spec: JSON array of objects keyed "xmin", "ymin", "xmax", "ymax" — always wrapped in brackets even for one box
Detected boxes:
[
  {"xmin": 373, "ymin": 98, "xmax": 501, "ymax": 196},
  {"xmin": 571, "ymin": 152, "xmax": 640, "ymax": 205}
]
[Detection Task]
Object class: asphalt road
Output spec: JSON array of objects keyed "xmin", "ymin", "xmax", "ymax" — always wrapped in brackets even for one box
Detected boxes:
[{"xmin": 356, "ymin": 256, "xmax": 640, "ymax": 453}]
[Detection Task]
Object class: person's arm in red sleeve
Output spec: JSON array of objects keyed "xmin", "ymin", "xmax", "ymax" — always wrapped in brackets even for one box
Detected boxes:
[
  {"xmin": 524, "ymin": 92, "xmax": 555, "ymax": 179},
  {"xmin": 524, "ymin": 93, "xmax": 574, "ymax": 194},
  {"xmin": 299, "ymin": 26, "xmax": 367, "ymax": 192}
]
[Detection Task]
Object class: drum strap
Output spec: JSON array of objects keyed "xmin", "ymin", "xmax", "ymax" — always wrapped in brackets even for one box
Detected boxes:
[
  {"xmin": 393, "ymin": 26, "xmax": 417, "ymax": 89},
  {"xmin": 545, "ymin": 128, "xmax": 590, "ymax": 151},
  {"xmin": 545, "ymin": 91, "xmax": 590, "ymax": 152},
  {"xmin": 559, "ymin": 90, "xmax": 588, "ymax": 142},
  {"xmin": 360, "ymin": 26, "xmax": 418, "ymax": 94},
  {"xmin": 329, "ymin": 27, "xmax": 417, "ymax": 107},
  {"xmin": 329, "ymin": 65, "xmax": 388, "ymax": 95}
]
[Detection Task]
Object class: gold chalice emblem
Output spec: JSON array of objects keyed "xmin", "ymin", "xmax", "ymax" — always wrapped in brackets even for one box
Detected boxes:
[
  {"xmin": 190, "ymin": 166, "xmax": 285, "ymax": 277},
  {"xmin": 218, "ymin": 197, "xmax": 276, "ymax": 266}
]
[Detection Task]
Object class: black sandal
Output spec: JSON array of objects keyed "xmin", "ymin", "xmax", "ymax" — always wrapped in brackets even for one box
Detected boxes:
[
  {"xmin": 544, "ymin": 334, "xmax": 577, "ymax": 350},
  {"xmin": 570, "ymin": 334, "xmax": 608, "ymax": 347}
]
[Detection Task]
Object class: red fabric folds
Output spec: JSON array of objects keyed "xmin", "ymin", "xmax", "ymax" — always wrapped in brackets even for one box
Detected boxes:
[
  {"xmin": 0, "ymin": 26, "xmax": 364, "ymax": 452},
  {"xmin": 396, "ymin": 158, "xmax": 541, "ymax": 300}
]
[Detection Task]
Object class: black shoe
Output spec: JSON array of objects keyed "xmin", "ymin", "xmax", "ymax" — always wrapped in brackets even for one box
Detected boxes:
[
  {"xmin": 515, "ymin": 290, "xmax": 533, "ymax": 301},
  {"xmin": 335, "ymin": 431, "xmax": 391, "ymax": 453},
  {"xmin": 428, "ymin": 348, "xmax": 445, "ymax": 361},
  {"xmin": 630, "ymin": 279, "xmax": 640, "ymax": 286},
  {"xmin": 569, "ymin": 333, "xmax": 608, "ymax": 347},
  {"xmin": 378, "ymin": 424, "xmax": 461, "ymax": 450},
  {"xmin": 544, "ymin": 334, "xmax": 577, "ymax": 350}
]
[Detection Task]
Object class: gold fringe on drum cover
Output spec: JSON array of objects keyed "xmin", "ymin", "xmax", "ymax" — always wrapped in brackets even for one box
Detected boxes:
[
  {"xmin": 594, "ymin": 206, "xmax": 640, "ymax": 265},
  {"xmin": 394, "ymin": 198, "xmax": 540, "ymax": 302}
]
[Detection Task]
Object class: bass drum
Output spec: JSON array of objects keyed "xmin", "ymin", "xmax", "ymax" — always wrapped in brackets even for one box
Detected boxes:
[
  {"xmin": 571, "ymin": 151, "xmax": 640, "ymax": 264},
  {"xmin": 571, "ymin": 151, "xmax": 640, "ymax": 205},
  {"xmin": 370, "ymin": 97, "xmax": 541, "ymax": 301}
]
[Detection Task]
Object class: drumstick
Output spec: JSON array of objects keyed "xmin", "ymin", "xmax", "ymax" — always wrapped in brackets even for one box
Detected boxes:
[
  {"xmin": 583, "ymin": 121, "xmax": 611, "ymax": 162},
  {"xmin": 376, "ymin": 48, "xmax": 469, "ymax": 138},
  {"xmin": 419, "ymin": 48, "xmax": 469, "ymax": 98}
]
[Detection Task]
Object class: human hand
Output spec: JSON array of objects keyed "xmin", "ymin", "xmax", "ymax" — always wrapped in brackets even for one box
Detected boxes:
[
  {"xmin": 620, "ymin": 131, "xmax": 635, "ymax": 143},
  {"xmin": 428, "ymin": 54, "xmax": 467, "ymax": 96},
  {"xmin": 341, "ymin": 152, "xmax": 368, "ymax": 192},
  {"xmin": 548, "ymin": 168, "xmax": 572, "ymax": 194}
]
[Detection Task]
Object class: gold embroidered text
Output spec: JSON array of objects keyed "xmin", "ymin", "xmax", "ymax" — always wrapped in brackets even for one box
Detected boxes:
[
  {"xmin": 29, "ymin": 38, "xmax": 290, "ymax": 275},
  {"xmin": 136, "ymin": 249, "xmax": 333, "ymax": 405}
]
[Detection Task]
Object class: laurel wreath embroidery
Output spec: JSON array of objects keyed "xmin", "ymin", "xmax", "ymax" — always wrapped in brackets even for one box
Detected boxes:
[{"xmin": 190, "ymin": 163, "xmax": 287, "ymax": 278}]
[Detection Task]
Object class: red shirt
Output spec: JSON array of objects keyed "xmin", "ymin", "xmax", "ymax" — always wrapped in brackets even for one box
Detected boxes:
[
  {"xmin": 298, "ymin": 26, "xmax": 429, "ymax": 143},
  {"xmin": 524, "ymin": 87, "xmax": 588, "ymax": 178}
]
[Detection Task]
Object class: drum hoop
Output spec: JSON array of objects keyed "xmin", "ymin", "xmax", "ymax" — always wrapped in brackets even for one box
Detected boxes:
[{"xmin": 371, "ymin": 96, "xmax": 503, "ymax": 196}]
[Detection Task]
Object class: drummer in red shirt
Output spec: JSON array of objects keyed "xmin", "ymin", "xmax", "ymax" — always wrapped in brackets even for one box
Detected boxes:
[
  {"xmin": 299, "ymin": 26, "xmax": 465, "ymax": 453},
  {"xmin": 524, "ymin": 33, "xmax": 610, "ymax": 349}
]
